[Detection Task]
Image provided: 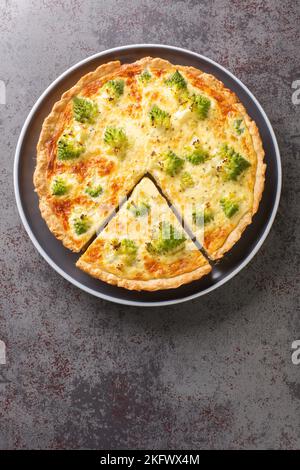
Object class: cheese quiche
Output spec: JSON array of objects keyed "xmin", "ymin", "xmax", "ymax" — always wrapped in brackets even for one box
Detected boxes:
[
  {"xmin": 34, "ymin": 57, "xmax": 265, "ymax": 289},
  {"xmin": 76, "ymin": 177, "xmax": 211, "ymax": 290}
]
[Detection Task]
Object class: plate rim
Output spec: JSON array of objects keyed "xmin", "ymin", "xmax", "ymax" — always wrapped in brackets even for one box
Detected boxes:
[{"xmin": 13, "ymin": 43, "xmax": 282, "ymax": 307}]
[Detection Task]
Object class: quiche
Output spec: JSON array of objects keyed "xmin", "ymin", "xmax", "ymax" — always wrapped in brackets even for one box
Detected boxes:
[
  {"xmin": 76, "ymin": 177, "xmax": 211, "ymax": 290},
  {"xmin": 34, "ymin": 57, "xmax": 266, "ymax": 290}
]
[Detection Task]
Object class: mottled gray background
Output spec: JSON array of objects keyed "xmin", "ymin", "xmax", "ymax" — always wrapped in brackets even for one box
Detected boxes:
[{"xmin": 0, "ymin": 0, "xmax": 299, "ymax": 450}]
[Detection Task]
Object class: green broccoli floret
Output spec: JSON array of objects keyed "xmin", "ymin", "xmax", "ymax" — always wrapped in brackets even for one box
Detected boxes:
[
  {"xmin": 118, "ymin": 239, "xmax": 138, "ymax": 257},
  {"xmin": 220, "ymin": 144, "xmax": 251, "ymax": 181},
  {"xmin": 165, "ymin": 70, "xmax": 187, "ymax": 90},
  {"xmin": 112, "ymin": 238, "xmax": 138, "ymax": 264},
  {"xmin": 104, "ymin": 126, "xmax": 128, "ymax": 156},
  {"xmin": 234, "ymin": 118, "xmax": 244, "ymax": 135},
  {"xmin": 146, "ymin": 222, "xmax": 186, "ymax": 256},
  {"xmin": 51, "ymin": 177, "xmax": 69, "ymax": 196},
  {"xmin": 220, "ymin": 197, "xmax": 239, "ymax": 218},
  {"xmin": 149, "ymin": 105, "xmax": 171, "ymax": 129},
  {"xmin": 185, "ymin": 142, "xmax": 210, "ymax": 165},
  {"xmin": 192, "ymin": 208, "xmax": 214, "ymax": 226},
  {"xmin": 74, "ymin": 214, "xmax": 91, "ymax": 235},
  {"xmin": 73, "ymin": 96, "xmax": 98, "ymax": 124},
  {"xmin": 104, "ymin": 79, "xmax": 124, "ymax": 100},
  {"xmin": 180, "ymin": 171, "xmax": 194, "ymax": 190},
  {"xmin": 165, "ymin": 70, "xmax": 189, "ymax": 103},
  {"xmin": 161, "ymin": 151, "xmax": 184, "ymax": 176},
  {"xmin": 190, "ymin": 93, "xmax": 211, "ymax": 119},
  {"xmin": 139, "ymin": 70, "xmax": 152, "ymax": 84},
  {"xmin": 57, "ymin": 133, "xmax": 85, "ymax": 160},
  {"xmin": 85, "ymin": 184, "xmax": 103, "ymax": 198},
  {"xmin": 127, "ymin": 201, "xmax": 150, "ymax": 217}
]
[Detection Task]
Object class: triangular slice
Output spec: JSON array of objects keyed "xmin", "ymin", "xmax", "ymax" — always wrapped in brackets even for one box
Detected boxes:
[{"xmin": 76, "ymin": 178, "xmax": 211, "ymax": 290}]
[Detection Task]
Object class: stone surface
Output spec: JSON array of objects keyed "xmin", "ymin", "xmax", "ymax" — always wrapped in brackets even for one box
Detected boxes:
[{"xmin": 0, "ymin": 0, "xmax": 299, "ymax": 450}]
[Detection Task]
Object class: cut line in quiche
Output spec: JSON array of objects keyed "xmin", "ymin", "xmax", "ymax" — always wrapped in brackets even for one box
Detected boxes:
[
  {"xmin": 34, "ymin": 57, "xmax": 266, "ymax": 289},
  {"xmin": 76, "ymin": 177, "xmax": 211, "ymax": 290}
]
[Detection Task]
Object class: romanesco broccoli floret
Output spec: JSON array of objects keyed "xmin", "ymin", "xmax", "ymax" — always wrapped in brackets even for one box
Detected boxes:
[
  {"xmin": 146, "ymin": 222, "xmax": 186, "ymax": 256},
  {"xmin": 165, "ymin": 70, "xmax": 187, "ymax": 90},
  {"xmin": 127, "ymin": 201, "xmax": 150, "ymax": 217},
  {"xmin": 57, "ymin": 133, "xmax": 85, "ymax": 160},
  {"xmin": 192, "ymin": 208, "xmax": 214, "ymax": 226},
  {"xmin": 161, "ymin": 151, "xmax": 184, "ymax": 176},
  {"xmin": 74, "ymin": 214, "xmax": 91, "ymax": 235},
  {"xmin": 149, "ymin": 105, "xmax": 171, "ymax": 129},
  {"xmin": 104, "ymin": 126, "xmax": 128, "ymax": 155},
  {"xmin": 220, "ymin": 197, "xmax": 239, "ymax": 218},
  {"xmin": 139, "ymin": 70, "xmax": 152, "ymax": 84},
  {"xmin": 220, "ymin": 144, "xmax": 251, "ymax": 181},
  {"xmin": 190, "ymin": 93, "xmax": 211, "ymax": 119},
  {"xmin": 165, "ymin": 70, "xmax": 189, "ymax": 102},
  {"xmin": 73, "ymin": 96, "xmax": 98, "ymax": 124},
  {"xmin": 185, "ymin": 141, "xmax": 210, "ymax": 165},
  {"xmin": 51, "ymin": 177, "xmax": 69, "ymax": 196},
  {"xmin": 180, "ymin": 171, "xmax": 194, "ymax": 190},
  {"xmin": 85, "ymin": 184, "xmax": 103, "ymax": 198},
  {"xmin": 112, "ymin": 238, "xmax": 138, "ymax": 264},
  {"xmin": 234, "ymin": 118, "xmax": 244, "ymax": 135},
  {"xmin": 104, "ymin": 79, "xmax": 124, "ymax": 100}
]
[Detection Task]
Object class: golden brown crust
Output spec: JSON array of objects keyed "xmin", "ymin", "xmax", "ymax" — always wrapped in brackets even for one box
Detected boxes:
[
  {"xmin": 241, "ymin": 106, "xmax": 266, "ymax": 216},
  {"xmin": 76, "ymin": 257, "xmax": 211, "ymax": 291}
]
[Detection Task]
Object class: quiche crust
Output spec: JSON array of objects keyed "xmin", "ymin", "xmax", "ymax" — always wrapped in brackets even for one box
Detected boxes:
[{"xmin": 76, "ymin": 258, "xmax": 211, "ymax": 291}]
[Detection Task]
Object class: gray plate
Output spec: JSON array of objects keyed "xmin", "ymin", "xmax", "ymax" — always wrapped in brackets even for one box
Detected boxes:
[{"xmin": 14, "ymin": 44, "xmax": 281, "ymax": 307}]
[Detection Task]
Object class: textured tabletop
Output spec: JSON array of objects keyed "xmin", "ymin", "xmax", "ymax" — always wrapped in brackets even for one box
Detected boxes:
[{"xmin": 0, "ymin": 0, "xmax": 299, "ymax": 449}]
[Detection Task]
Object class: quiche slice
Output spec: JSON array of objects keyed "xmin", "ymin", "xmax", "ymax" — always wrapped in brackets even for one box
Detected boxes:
[{"xmin": 76, "ymin": 178, "xmax": 211, "ymax": 290}]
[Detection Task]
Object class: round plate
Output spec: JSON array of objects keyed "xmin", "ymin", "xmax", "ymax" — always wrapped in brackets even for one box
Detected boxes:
[{"xmin": 14, "ymin": 45, "xmax": 281, "ymax": 307}]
